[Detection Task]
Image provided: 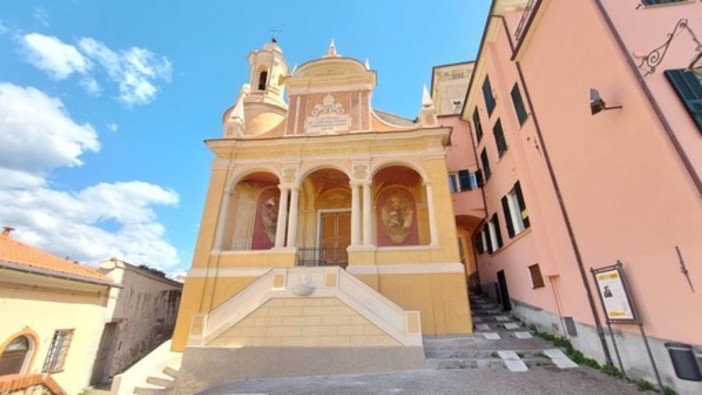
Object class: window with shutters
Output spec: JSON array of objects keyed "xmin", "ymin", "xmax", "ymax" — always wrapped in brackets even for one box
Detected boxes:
[
  {"xmin": 487, "ymin": 214, "xmax": 503, "ymax": 253},
  {"xmin": 480, "ymin": 149, "xmax": 491, "ymax": 181},
  {"xmin": 43, "ymin": 329, "xmax": 73, "ymax": 373},
  {"xmin": 475, "ymin": 169, "xmax": 485, "ymax": 187},
  {"xmin": 449, "ymin": 170, "xmax": 478, "ymax": 193},
  {"xmin": 640, "ymin": 0, "xmax": 685, "ymax": 6},
  {"xmin": 493, "ymin": 119, "xmax": 508, "ymax": 158},
  {"xmin": 482, "ymin": 76, "xmax": 496, "ymax": 116},
  {"xmin": 448, "ymin": 173, "xmax": 459, "ymax": 193},
  {"xmin": 665, "ymin": 69, "xmax": 702, "ymax": 132},
  {"xmin": 458, "ymin": 169, "xmax": 477, "ymax": 191},
  {"xmin": 528, "ymin": 264, "xmax": 545, "ymax": 289},
  {"xmin": 473, "ymin": 108, "xmax": 484, "ymax": 142},
  {"xmin": 510, "ymin": 83, "xmax": 528, "ymax": 126},
  {"xmin": 474, "ymin": 230, "xmax": 486, "ymax": 254},
  {"xmin": 502, "ymin": 181, "xmax": 530, "ymax": 238}
]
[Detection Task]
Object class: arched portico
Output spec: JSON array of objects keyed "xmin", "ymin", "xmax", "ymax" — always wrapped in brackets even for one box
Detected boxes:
[{"xmin": 217, "ymin": 171, "xmax": 281, "ymax": 251}]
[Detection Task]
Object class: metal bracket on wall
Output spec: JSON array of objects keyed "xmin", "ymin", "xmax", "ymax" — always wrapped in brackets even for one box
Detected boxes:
[
  {"xmin": 675, "ymin": 246, "xmax": 695, "ymax": 292},
  {"xmin": 634, "ymin": 18, "xmax": 702, "ymax": 76}
]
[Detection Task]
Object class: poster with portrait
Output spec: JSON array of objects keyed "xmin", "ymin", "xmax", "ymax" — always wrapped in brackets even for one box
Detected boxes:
[{"xmin": 593, "ymin": 266, "xmax": 638, "ymax": 323}]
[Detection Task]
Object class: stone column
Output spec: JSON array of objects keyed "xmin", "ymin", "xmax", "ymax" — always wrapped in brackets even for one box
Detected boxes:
[
  {"xmin": 425, "ymin": 181, "xmax": 439, "ymax": 247},
  {"xmin": 351, "ymin": 182, "xmax": 361, "ymax": 247},
  {"xmin": 286, "ymin": 187, "xmax": 299, "ymax": 248},
  {"xmin": 275, "ymin": 186, "xmax": 289, "ymax": 248},
  {"xmin": 362, "ymin": 182, "xmax": 372, "ymax": 246}
]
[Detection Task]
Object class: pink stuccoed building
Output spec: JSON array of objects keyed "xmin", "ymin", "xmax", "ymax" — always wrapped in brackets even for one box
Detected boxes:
[{"xmin": 441, "ymin": 0, "xmax": 702, "ymax": 393}]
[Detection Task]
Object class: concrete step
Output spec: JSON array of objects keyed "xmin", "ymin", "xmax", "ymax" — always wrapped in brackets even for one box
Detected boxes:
[
  {"xmin": 146, "ymin": 376, "xmax": 175, "ymax": 388},
  {"xmin": 426, "ymin": 355, "xmax": 553, "ymax": 370},
  {"xmin": 163, "ymin": 366, "xmax": 179, "ymax": 379},
  {"xmin": 133, "ymin": 387, "xmax": 171, "ymax": 395}
]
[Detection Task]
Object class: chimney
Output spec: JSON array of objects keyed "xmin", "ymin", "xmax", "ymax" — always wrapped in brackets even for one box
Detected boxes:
[{"xmin": 2, "ymin": 227, "xmax": 15, "ymax": 237}]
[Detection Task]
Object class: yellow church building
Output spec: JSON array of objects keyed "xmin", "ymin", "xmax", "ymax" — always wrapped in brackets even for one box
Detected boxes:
[{"xmin": 172, "ymin": 40, "xmax": 473, "ymax": 392}]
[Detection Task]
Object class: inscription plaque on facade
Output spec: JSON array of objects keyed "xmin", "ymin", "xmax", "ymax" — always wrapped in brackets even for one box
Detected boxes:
[{"xmin": 304, "ymin": 93, "xmax": 351, "ymax": 134}]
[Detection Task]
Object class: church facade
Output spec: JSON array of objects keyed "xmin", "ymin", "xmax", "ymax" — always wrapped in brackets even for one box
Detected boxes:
[{"xmin": 171, "ymin": 42, "xmax": 475, "ymax": 389}]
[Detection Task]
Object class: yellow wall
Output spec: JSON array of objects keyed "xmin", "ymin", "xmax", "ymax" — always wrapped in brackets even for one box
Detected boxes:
[
  {"xmin": 0, "ymin": 276, "xmax": 109, "ymax": 395},
  {"xmin": 210, "ymin": 297, "xmax": 399, "ymax": 347},
  {"xmin": 361, "ymin": 272, "xmax": 472, "ymax": 335},
  {"xmin": 173, "ymin": 129, "xmax": 474, "ymax": 350}
]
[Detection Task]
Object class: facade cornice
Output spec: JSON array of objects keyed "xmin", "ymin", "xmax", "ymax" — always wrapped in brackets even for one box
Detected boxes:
[{"xmin": 0, "ymin": 259, "xmax": 118, "ymax": 288}]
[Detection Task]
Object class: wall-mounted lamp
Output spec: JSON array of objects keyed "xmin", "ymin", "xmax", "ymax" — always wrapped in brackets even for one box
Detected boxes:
[{"xmin": 590, "ymin": 89, "xmax": 623, "ymax": 115}]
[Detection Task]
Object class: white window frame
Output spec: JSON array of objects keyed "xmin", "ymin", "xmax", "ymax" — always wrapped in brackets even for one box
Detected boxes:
[
  {"xmin": 507, "ymin": 189, "xmax": 526, "ymax": 235},
  {"xmin": 488, "ymin": 221, "xmax": 498, "ymax": 253}
]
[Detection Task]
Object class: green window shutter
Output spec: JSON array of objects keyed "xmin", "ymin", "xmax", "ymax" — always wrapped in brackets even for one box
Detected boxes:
[
  {"xmin": 493, "ymin": 119, "xmax": 507, "ymax": 157},
  {"xmin": 473, "ymin": 109, "xmax": 484, "ymax": 142},
  {"xmin": 481, "ymin": 149, "xmax": 491, "ymax": 180},
  {"xmin": 511, "ymin": 83, "xmax": 528, "ymax": 125},
  {"xmin": 492, "ymin": 214, "xmax": 503, "ymax": 249},
  {"xmin": 475, "ymin": 232, "xmax": 485, "ymax": 254},
  {"xmin": 501, "ymin": 196, "xmax": 515, "ymax": 238},
  {"xmin": 514, "ymin": 181, "xmax": 530, "ymax": 229},
  {"xmin": 483, "ymin": 76, "xmax": 496, "ymax": 116},
  {"xmin": 641, "ymin": 0, "xmax": 684, "ymax": 5},
  {"xmin": 458, "ymin": 170, "xmax": 471, "ymax": 191},
  {"xmin": 475, "ymin": 169, "xmax": 484, "ymax": 187},
  {"xmin": 665, "ymin": 69, "xmax": 702, "ymax": 132}
]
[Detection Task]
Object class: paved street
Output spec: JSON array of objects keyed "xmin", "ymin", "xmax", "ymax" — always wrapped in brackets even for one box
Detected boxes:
[{"xmin": 202, "ymin": 366, "xmax": 644, "ymax": 395}]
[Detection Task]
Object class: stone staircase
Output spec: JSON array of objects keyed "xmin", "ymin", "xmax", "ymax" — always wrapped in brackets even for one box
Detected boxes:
[
  {"xmin": 424, "ymin": 293, "xmax": 577, "ymax": 372},
  {"xmin": 133, "ymin": 366, "xmax": 179, "ymax": 395}
]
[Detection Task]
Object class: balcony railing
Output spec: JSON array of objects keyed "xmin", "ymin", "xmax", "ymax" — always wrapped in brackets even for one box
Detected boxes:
[
  {"xmin": 297, "ymin": 247, "xmax": 348, "ymax": 268},
  {"xmin": 514, "ymin": 0, "xmax": 538, "ymax": 42}
]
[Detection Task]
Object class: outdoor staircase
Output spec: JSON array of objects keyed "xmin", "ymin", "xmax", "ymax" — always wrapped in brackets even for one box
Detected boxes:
[
  {"xmin": 424, "ymin": 293, "xmax": 578, "ymax": 372},
  {"xmin": 133, "ymin": 366, "xmax": 179, "ymax": 395}
]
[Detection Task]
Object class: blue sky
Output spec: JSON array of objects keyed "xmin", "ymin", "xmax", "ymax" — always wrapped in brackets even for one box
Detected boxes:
[{"xmin": 0, "ymin": 0, "xmax": 489, "ymax": 275}]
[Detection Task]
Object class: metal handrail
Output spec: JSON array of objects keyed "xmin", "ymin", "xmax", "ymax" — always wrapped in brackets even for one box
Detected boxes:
[{"xmin": 297, "ymin": 247, "xmax": 348, "ymax": 268}]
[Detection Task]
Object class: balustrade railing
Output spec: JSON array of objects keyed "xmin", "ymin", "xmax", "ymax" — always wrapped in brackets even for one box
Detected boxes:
[{"xmin": 297, "ymin": 247, "xmax": 348, "ymax": 268}]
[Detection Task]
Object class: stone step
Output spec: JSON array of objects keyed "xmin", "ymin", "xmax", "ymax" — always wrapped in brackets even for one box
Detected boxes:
[
  {"xmin": 146, "ymin": 376, "xmax": 175, "ymax": 388},
  {"xmin": 163, "ymin": 366, "xmax": 179, "ymax": 379},
  {"xmin": 426, "ymin": 356, "xmax": 553, "ymax": 370},
  {"xmin": 133, "ymin": 387, "xmax": 172, "ymax": 395},
  {"xmin": 426, "ymin": 349, "xmax": 549, "ymax": 360}
]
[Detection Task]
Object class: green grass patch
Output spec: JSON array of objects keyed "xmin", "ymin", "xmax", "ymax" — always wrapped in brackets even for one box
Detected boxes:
[{"xmin": 633, "ymin": 378, "xmax": 655, "ymax": 392}]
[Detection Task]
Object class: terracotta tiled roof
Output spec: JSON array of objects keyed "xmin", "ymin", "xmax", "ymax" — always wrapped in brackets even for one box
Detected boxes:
[{"xmin": 0, "ymin": 234, "xmax": 111, "ymax": 283}]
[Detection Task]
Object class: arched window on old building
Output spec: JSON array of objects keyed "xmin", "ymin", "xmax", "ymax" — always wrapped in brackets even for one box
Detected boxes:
[{"xmin": 0, "ymin": 336, "xmax": 31, "ymax": 375}]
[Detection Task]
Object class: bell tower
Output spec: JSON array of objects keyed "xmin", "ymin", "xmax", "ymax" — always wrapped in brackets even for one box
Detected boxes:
[
  {"xmin": 246, "ymin": 40, "xmax": 288, "ymax": 109},
  {"xmin": 223, "ymin": 40, "xmax": 289, "ymax": 138}
]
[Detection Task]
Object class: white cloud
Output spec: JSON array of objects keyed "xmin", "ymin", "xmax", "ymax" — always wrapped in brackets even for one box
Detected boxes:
[
  {"xmin": 0, "ymin": 21, "xmax": 8, "ymax": 35},
  {"xmin": 21, "ymin": 33, "xmax": 91, "ymax": 79},
  {"xmin": 80, "ymin": 77, "xmax": 101, "ymax": 95},
  {"xmin": 107, "ymin": 122, "xmax": 118, "ymax": 132},
  {"xmin": 0, "ymin": 83, "xmax": 181, "ymax": 270},
  {"xmin": 78, "ymin": 38, "xmax": 171, "ymax": 106},
  {"xmin": 0, "ymin": 182, "xmax": 180, "ymax": 268},
  {"xmin": 33, "ymin": 8, "xmax": 50, "ymax": 27},
  {"xmin": 0, "ymin": 83, "xmax": 99, "ymax": 175}
]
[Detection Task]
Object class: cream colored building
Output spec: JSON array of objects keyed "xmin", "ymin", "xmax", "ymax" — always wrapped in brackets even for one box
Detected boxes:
[
  {"xmin": 0, "ymin": 230, "xmax": 183, "ymax": 394},
  {"xmin": 0, "ymin": 229, "xmax": 113, "ymax": 395},
  {"xmin": 172, "ymin": 41, "xmax": 473, "ymax": 392}
]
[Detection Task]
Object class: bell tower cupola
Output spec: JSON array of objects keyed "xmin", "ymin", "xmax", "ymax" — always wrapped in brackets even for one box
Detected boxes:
[
  {"xmin": 223, "ymin": 39, "xmax": 289, "ymax": 138},
  {"xmin": 246, "ymin": 39, "xmax": 288, "ymax": 108}
]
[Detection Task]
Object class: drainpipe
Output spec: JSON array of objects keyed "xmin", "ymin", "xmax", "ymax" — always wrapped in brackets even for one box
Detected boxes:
[{"xmin": 491, "ymin": 13, "xmax": 613, "ymax": 365}]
